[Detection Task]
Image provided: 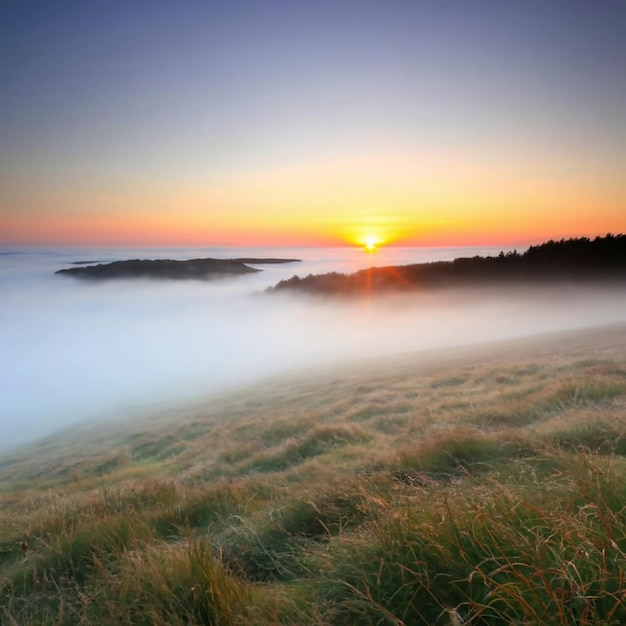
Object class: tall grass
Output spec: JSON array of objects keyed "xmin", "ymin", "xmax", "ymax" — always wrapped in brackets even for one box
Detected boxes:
[
  {"xmin": 103, "ymin": 540, "xmax": 254, "ymax": 626},
  {"xmin": 2, "ymin": 327, "xmax": 626, "ymax": 624},
  {"xmin": 320, "ymin": 455, "xmax": 626, "ymax": 625}
]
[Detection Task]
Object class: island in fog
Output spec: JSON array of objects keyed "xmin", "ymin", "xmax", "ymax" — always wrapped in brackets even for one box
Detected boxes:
[{"xmin": 56, "ymin": 257, "xmax": 301, "ymax": 281}]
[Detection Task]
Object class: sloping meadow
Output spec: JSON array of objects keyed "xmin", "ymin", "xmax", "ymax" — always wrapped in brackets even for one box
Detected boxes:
[{"xmin": 2, "ymin": 325, "xmax": 626, "ymax": 624}]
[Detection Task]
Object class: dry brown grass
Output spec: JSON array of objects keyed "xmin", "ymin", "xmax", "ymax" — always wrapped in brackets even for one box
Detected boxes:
[{"xmin": 2, "ymin": 324, "xmax": 626, "ymax": 624}]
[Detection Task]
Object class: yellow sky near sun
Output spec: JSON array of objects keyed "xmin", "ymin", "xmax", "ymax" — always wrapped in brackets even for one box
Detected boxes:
[{"xmin": 3, "ymin": 149, "xmax": 624, "ymax": 247}]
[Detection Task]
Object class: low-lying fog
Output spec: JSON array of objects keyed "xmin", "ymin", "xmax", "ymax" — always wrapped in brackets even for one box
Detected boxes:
[{"xmin": 2, "ymin": 245, "xmax": 626, "ymax": 451}]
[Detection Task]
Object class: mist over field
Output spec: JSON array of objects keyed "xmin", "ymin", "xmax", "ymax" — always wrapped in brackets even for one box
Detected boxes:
[{"xmin": 2, "ymin": 245, "xmax": 626, "ymax": 451}]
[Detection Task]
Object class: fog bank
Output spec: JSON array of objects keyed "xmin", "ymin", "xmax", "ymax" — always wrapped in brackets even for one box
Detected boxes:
[{"xmin": 2, "ymin": 245, "xmax": 625, "ymax": 451}]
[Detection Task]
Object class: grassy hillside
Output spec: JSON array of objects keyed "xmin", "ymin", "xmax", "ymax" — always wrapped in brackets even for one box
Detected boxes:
[{"xmin": 2, "ymin": 325, "xmax": 626, "ymax": 624}]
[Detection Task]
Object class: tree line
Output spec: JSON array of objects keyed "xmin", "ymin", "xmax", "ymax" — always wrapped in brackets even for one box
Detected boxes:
[{"xmin": 270, "ymin": 234, "xmax": 626, "ymax": 295}]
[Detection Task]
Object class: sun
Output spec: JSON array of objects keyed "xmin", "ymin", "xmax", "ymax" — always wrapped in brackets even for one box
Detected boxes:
[{"xmin": 363, "ymin": 235, "xmax": 380, "ymax": 253}]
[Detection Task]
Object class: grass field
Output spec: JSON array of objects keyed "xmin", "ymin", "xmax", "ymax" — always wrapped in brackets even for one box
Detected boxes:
[{"xmin": 2, "ymin": 324, "xmax": 626, "ymax": 625}]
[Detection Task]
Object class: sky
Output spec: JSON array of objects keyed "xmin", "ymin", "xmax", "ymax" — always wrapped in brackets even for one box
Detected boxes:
[{"xmin": 1, "ymin": 0, "xmax": 625, "ymax": 248}]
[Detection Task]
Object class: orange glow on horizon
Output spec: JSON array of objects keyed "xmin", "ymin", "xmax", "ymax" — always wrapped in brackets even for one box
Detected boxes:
[
  {"xmin": 1, "ymin": 145, "xmax": 624, "ymax": 248},
  {"xmin": 1, "ymin": 211, "xmax": 622, "ymax": 250}
]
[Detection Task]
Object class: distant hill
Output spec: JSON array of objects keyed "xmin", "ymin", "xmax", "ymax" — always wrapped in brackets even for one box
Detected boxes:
[
  {"xmin": 269, "ymin": 234, "xmax": 626, "ymax": 296},
  {"xmin": 56, "ymin": 257, "xmax": 300, "ymax": 281}
]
